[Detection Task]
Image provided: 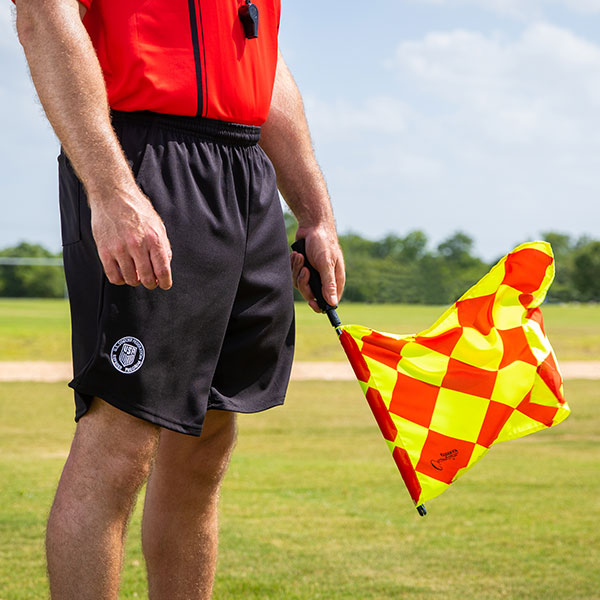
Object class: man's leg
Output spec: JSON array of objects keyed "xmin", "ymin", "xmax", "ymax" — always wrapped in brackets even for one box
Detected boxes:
[
  {"xmin": 46, "ymin": 398, "xmax": 160, "ymax": 600},
  {"xmin": 142, "ymin": 410, "xmax": 237, "ymax": 600}
]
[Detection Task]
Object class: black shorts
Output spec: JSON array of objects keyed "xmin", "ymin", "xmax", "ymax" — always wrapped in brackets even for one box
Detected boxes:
[{"xmin": 59, "ymin": 111, "xmax": 295, "ymax": 436}]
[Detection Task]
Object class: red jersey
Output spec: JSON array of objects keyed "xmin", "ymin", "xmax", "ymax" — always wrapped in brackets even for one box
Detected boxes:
[{"xmin": 63, "ymin": 0, "xmax": 281, "ymax": 125}]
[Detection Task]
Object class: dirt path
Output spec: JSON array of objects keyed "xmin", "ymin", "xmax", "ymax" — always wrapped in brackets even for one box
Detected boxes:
[
  {"xmin": 0, "ymin": 360, "xmax": 598, "ymax": 382},
  {"xmin": 291, "ymin": 361, "xmax": 600, "ymax": 381}
]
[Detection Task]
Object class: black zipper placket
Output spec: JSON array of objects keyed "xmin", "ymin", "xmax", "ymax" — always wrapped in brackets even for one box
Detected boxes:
[{"xmin": 187, "ymin": 0, "xmax": 207, "ymax": 117}]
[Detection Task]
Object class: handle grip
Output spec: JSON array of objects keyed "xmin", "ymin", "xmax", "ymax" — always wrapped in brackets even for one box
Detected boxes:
[{"xmin": 291, "ymin": 239, "xmax": 337, "ymax": 313}]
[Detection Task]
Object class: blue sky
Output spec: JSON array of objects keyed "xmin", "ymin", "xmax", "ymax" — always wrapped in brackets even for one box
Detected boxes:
[{"xmin": 1, "ymin": 0, "xmax": 599, "ymax": 260}]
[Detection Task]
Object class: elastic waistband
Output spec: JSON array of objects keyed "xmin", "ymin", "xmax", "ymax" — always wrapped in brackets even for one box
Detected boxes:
[{"xmin": 111, "ymin": 110, "xmax": 261, "ymax": 147}]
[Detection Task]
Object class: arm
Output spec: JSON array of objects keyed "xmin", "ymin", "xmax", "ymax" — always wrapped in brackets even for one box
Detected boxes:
[
  {"xmin": 15, "ymin": 0, "xmax": 172, "ymax": 290},
  {"xmin": 259, "ymin": 51, "xmax": 345, "ymax": 311}
]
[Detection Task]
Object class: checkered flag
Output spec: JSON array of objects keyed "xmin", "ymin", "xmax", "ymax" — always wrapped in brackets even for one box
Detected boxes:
[{"xmin": 339, "ymin": 242, "xmax": 569, "ymax": 512}]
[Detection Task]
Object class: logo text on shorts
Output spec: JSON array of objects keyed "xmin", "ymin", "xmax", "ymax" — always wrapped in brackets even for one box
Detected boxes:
[{"xmin": 111, "ymin": 336, "xmax": 145, "ymax": 374}]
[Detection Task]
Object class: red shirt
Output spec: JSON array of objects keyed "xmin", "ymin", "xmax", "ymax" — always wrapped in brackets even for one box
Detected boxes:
[{"xmin": 24, "ymin": 0, "xmax": 281, "ymax": 126}]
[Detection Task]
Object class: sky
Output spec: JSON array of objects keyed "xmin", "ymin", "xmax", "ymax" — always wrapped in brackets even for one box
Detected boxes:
[{"xmin": 1, "ymin": 1, "xmax": 599, "ymax": 260}]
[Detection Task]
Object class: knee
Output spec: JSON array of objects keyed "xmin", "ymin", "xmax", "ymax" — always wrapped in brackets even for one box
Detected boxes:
[
  {"xmin": 186, "ymin": 412, "xmax": 237, "ymax": 485},
  {"xmin": 200, "ymin": 411, "xmax": 237, "ymax": 457},
  {"xmin": 156, "ymin": 412, "xmax": 237, "ymax": 489},
  {"xmin": 99, "ymin": 436, "xmax": 157, "ymax": 498}
]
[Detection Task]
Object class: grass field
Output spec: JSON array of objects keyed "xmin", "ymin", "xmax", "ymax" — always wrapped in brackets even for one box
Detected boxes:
[
  {"xmin": 0, "ymin": 379, "xmax": 598, "ymax": 599},
  {"xmin": 1, "ymin": 298, "xmax": 600, "ymax": 363},
  {"xmin": 0, "ymin": 299, "xmax": 71, "ymax": 362}
]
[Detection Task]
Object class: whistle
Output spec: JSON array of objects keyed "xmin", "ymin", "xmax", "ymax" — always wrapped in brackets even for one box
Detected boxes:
[{"xmin": 239, "ymin": 0, "xmax": 259, "ymax": 39}]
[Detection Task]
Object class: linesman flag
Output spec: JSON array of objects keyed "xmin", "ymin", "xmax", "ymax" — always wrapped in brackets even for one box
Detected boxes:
[{"xmin": 292, "ymin": 240, "xmax": 570, "ymax": 514}]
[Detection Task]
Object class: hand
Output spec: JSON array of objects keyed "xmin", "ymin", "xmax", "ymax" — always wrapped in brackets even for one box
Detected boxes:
[
  {"xmin": 89, "ymin": 186, "xmax": 173, "ymax": 290},
  {"xmin": 291, "ymin": 223, "xmax": 345, "ymax": 313}
]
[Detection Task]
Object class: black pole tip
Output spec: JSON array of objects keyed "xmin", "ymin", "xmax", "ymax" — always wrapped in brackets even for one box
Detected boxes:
[
  {"xmin": 416, "ymin": 504, "xmax": 427, "ymax": 517},
  {"xmin": 326, "ymin": 308, "xmax": 342, "ymax": 329}
]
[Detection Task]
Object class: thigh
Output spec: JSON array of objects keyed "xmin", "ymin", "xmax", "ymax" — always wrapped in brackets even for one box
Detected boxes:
[
  {"xmin": 151, "ymin": 411, "xmax": 237, "ymax": 484},
  {"xmin": 63, "ymin": 398, "xmax": 160, "ymax": 498}
]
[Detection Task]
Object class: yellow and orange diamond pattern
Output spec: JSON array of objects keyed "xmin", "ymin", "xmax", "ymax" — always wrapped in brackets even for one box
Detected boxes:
[{"xmin": 339, "ymin": 242, "xmax": 570, "ymax": 508}]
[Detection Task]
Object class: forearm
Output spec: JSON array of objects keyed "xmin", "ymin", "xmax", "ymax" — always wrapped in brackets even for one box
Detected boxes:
[
  {"xmin": 15, "ymin": 0, "xmax": 135, "ymax": 200},
  {"xmin": 259, "ymin": 53, "xmax": 335, "ymax": 231},
  {"xmin": 260, "ymin": 52, "xmax": 345, "ymax": 308},
  {"xmin": 15, "ymin": 0, "xmax": 172, "ymax": 290}
]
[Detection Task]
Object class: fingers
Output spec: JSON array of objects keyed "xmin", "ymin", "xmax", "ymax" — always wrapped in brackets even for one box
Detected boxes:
[
  {"xmin": 99, "ymin": 237, "xmax": 172, "ymax": 291},
  {"xmin": 117, "ymin": 254, "xmax": 141, "ymax": 287},
  {"xmin": 298, "ymin": 266, "xmax": 322, "ymax": 313},
  {"xmin": 117, "ymin": 236, "xmax": 172, "ymax": 291},
  {"xmin": 127, "ymin": 225, "xmax": 172, "ymax": 290},
  {"xmin": 149, "ymin": 242, "xmax": 173, "ymax": 290},
  {"xmin": 105, "ymin": 247, "xmax": 172, "ymax": 291},
  {"xmin": 93, "ymin": 199, "xmax": 173, "ymax": 291},
  {"xmin": 101, "ymin": 255, "xmax": 125, "ymax": 286},
  {"xmin": 291, "ymin": 252, "xmax": 303, "ymax": 286},
  {"xmin": 318, "ymin": 260, "xmax": 339, "ymax": 307},
  {"xmin": 335, "ymin": 254, "xmax": 346, "ymax": 302},
  {"xmin": 291, "ymin": 253, "xmax": 321, "ymax": 313},
  {"xmin": 291, "ymin": 231, "xmax": 346, "ymax": 312},
  {"xmin": 293, "ymin": 245, "xmax": 341, "ymax": 307}
]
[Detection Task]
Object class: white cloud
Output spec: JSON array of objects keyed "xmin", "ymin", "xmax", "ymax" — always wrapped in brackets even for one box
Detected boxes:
[
  {"xmin": 305, "ymin": 23, "xmax": 600, "ymax": 258},
  {"xmin": 548, "ymin": 0, "xmax": 600, "ymax": 12},
  {"xmin": 310, "ymin": 23, "xmax": 600, "ymax": 147},
  {"xmin": 409, "ymin": 0, "xmax": 538, "ymax": 20},
  {"xmin": 390, "ymin": 24, "xmax": 600, "ymax": 145},
  {"xmin": 407, "ymin": 0, "xmax": 600, "ymax": 19}
]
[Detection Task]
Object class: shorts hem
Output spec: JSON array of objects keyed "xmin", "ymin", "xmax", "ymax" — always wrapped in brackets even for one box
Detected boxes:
[
  {"xmin": 207, "ymin": 394, "xmax": 286, "ymax": 415},
  {"xmin": 72, "ymin": 383, "xmax": 205, "ymax": 436},
  {"xmin": 71, "ymin": 383, "xmax": 286, "ymax": 437}
]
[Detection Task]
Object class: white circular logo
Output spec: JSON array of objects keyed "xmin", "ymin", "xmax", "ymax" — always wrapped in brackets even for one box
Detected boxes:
[{"xmin": 110, "ymin": 336, "xmax": 145, "ymax": 374}]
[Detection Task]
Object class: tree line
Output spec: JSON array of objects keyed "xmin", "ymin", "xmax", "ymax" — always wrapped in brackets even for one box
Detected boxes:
[
  {"xmin": 0, "ymin": 242, "xmax": 65, "ymax": 298},
  {"xmin": 338, "ymin": 230, "xmax": 600, "ymax": 304},
  {"xmin": 283, "ymin": 214, "xmax": 600, "ymax": 304},
  {"xmin": 1, "ymin": 229, "xmax": 599, "ymax": 303}
]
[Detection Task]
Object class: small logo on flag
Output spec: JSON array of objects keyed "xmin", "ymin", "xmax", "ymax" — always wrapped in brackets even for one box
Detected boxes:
[
  {"xmin": 430, "ymin": 449, "xmax": 459, "ymax": 471},
  {"xmin": 111, "ymin": 336, "xmax": 145, "ymax": 374}
]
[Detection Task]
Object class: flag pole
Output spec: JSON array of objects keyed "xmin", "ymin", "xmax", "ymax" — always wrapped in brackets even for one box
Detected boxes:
[{"xmin": 291, "ymin": 240, "xmax": 427, "ymax": 517}]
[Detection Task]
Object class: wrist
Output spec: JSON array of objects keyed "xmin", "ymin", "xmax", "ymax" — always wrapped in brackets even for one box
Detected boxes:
[
  {"xmin": 85, "ymin": 172, "xmax": 138, "ymax": 207},
  {"xmin": 65, "ymin": 141, "xmax": 136, "ymax": 201},
  {"xmin": 87, "ymin": 186, "xmax": 142, "ymax": 216},
  {"xmin": 296, "ymin": 218, "xmax": 337, "ymax": 237},
  {"xmin": 286, "ymin": 192, "xmax": 334, "ymax": 231}
]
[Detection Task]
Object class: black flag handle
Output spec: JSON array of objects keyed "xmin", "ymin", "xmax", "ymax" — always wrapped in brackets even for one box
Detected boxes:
[{"xmin": 291, "ymin": 239, "xmax": 341, "ymax": 329}]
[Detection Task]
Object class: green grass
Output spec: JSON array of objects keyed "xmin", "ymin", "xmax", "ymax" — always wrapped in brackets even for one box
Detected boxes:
[
  {"xmin": 0, "ymin": 380, "xmax": 598, "ymax": 599},
  {"xmin": 1, "ymin": 299, "xmax": 600, "ymax": 363},
  {"xmin": 0, "ymin": 299, "xmax": 71, "ymax": 361},
  {"xmin": 295, "ymin": 302, "xmax": 600, "ymax": 362}
]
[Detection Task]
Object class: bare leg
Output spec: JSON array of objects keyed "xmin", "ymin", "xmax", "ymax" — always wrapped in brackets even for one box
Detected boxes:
[
  {"xmin": 142, "ymin": 410, "xmax": 237, "ymax": 600},
  {"xmin": 46, "ymin": 398, "xmax": 159, "ymax": 600}
]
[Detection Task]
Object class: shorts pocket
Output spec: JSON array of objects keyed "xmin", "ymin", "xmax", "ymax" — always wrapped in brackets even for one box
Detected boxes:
[{"xmin": 58, "ymin": 151, "xmax": 82, "ymax": 246}]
